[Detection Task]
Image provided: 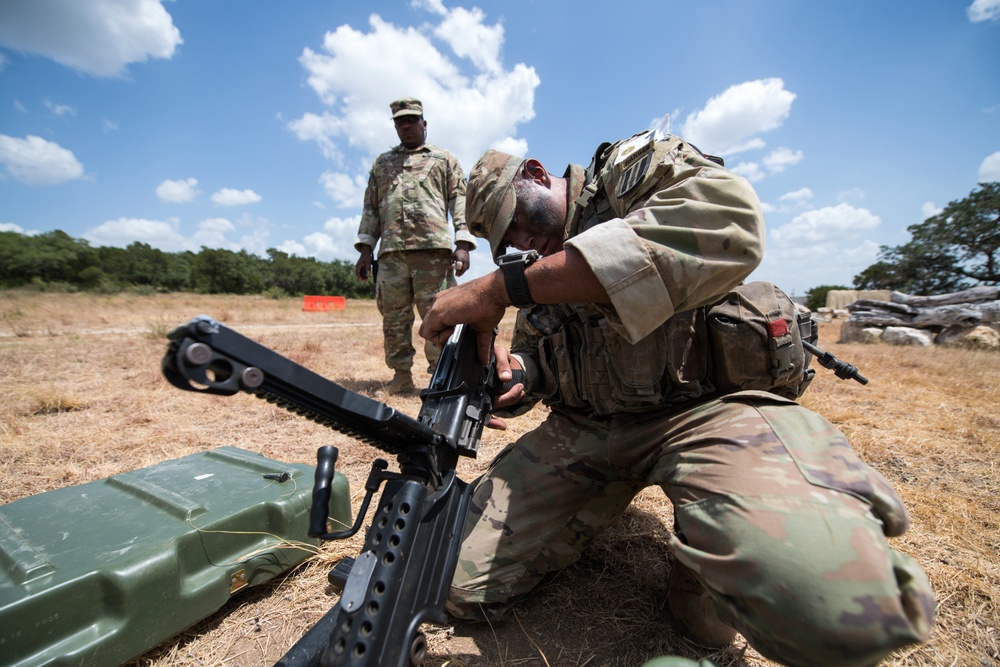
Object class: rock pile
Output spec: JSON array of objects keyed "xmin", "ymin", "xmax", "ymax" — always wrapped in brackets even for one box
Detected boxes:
[{"xmin": 838, "ymin": 286, "xmax": 1000, "ymax": 350}]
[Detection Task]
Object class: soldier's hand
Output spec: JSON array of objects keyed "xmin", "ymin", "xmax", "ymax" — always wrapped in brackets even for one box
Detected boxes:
[
  {"xmin": 492, "ymin": 345, "xmax": 525, "ymax": 409},
  {"xmin": 419, "ymin": 272, "xmax": 507, "ymax": 365},
  {"xmin": 452, "ymin": 245, "xmax": 472, "ymax": 277},
  {"xmin": 355, "ymin": 255, "xmax": 372, "ymax": 281}
]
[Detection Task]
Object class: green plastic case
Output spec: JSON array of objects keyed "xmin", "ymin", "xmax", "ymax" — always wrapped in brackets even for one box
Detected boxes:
[{"xmin": 0, "ymin": 446, "xmax": 351, "ymax": 667}]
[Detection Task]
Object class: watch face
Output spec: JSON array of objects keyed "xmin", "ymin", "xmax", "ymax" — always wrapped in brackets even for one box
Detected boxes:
[{"xmin": 499, "ymin": 249, "xmax": 538, "ymax": 266}]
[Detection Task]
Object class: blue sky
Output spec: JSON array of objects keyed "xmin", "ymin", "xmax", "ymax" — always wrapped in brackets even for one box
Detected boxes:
[{"xmin": 1, "ymin": 0, "xmax": 998, "ymax": 296}]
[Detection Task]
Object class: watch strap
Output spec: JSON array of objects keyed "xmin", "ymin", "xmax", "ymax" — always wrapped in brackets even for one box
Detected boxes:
[{"xmin": 497, "ymin": 250, "xmax": 539, "ymax": 309}]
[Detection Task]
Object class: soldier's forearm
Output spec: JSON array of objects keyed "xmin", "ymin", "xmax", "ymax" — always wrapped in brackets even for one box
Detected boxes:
[{"xmin": 523, "ymin": 247, "xmax": 610, "ymax": 306}]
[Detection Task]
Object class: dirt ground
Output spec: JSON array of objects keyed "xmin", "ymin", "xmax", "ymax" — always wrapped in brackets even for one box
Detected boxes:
[{"xmin": 1, "ymin": 291, "xmax": 998, "ymax": 666}]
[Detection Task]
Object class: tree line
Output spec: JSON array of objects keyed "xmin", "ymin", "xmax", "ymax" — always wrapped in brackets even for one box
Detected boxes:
[
  {"xmin": 4, "ymin": 182, "xmax": 996, "ymax": 306},
  {"xmin": 0, "ymin": 229, "xmax": 374, "ymax": 299},
  {"xmin": 804, "ymin": 182, "xmax": 999, "ymax": 311}
]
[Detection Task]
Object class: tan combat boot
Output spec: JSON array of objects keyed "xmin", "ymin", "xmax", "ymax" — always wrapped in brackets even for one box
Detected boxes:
[
  {"xmin": 384, "ymin": 370, "xmax": 415, "ymax": 395},
  {"xmin": 666, "ymin": 560, "xmax": 737, "ymax": 649}
]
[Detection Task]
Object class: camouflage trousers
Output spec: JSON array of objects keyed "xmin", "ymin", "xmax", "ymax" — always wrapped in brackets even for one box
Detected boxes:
[
  {"xmin": 448, "ymin": 390, "xmax": 935, "ymax": 667},
  {"xmin": 375, "ymin": 249, "xmax": 455, "ymax": 371}
]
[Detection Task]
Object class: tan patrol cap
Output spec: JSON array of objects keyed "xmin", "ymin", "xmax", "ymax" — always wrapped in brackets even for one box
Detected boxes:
[
  {"xmin": 390, "ymin": 97, "xmax": 423, "ymax": 119},
  {"xmin": 466, "ymin": 149, "xmax": 524, "ymax": 262}
]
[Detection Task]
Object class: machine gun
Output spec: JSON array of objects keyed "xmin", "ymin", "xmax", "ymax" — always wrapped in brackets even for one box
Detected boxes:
[{"xmin": 162, "ymin": 316, "xmax": 521, "ymax": 667}]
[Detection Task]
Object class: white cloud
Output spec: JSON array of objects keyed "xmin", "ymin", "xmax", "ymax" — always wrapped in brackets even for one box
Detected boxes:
[
  {"xmin": 967, "ymin": 0, "xmax": 1000, "ymax": 22},
  {"xmin": 750, "ymin": 238, "xmax": 881, "ymax": 295},
  {"xmin": 211, "ymin": 188, "xmax": 262, "ymax": 206},
  {"xmin": 921, "ymin": 202, "xmax": 943, "ymax": 220},
  {"xmin": 300, "ymin": 231, "xmax": 353, "ymax": 262},
  {"xmin": 434, "ymin": 7, "xmax": 504, "ymax": 75},
  {"xmin": 83, "ymin": 215, "xmax": 258, "ymax": 253},
  {"xmin": 752, "ymin": 203, "xmax": 884, "ymax": 293},
  {"xmin": 0, "ymin": 52, "xmax": 7, "ymax": 72},
  {"xmin": 102, "ymin": 118, "xmax": 119, "ymax": 133},
  {"xmin": 286, "ymin": 215, "xmax": 362, "ymax": 262},
  {"xmin": 289, "ymin": 7, "xmax": 539, "ymax": 174},
  {"xmin": 770, "ymin": 203, "xmax": 881, "ymax": 246},
  {"xmin": 84, "ymin": 217, "xmax": 189, "ymax": 251},
  {"xmin": 729, "ymin": 147, "xmax": 801, "ymax": 183},
  {"xmin": 764, "ymin": 188, "xmax": 813, "ymax": 213},
  {"xmin": 729, "ymin": 161, "xmax": 764, "ymax": 183},
  {"xmin": 1, "ymin": 222, "xmax": 41, "ymax": 235},
  {"xmin": 411, "ymin": 0, "xmax": 447, "ymax": 16},
  {"xmin": 287, "ymin": 112, "xmax": 347, "ymax": 161},
  {"xmin": 680, "ymin": 78, "xmax": 796, "ymax": 157},
  {"xmin": 0, "ymin": 0, "xmax": 182, "ymax": 78},
  {"xmin": 491, "ymin": 136, "xmax": 529, "ymax": 157},
  {"xmin": 319, "ymin": 171, "xmax": 367, "ymax": 208},
  {"xmin": 0, "ymin": 134, "xmax": 85, "ymax": 186},
  {"xmin": 779, "ymin": 187, "xmax": 814, "ymax": 203},
  {"xmin": 44, "ymin": 100, "xmax": 76, "ymax": 118},
  {"xmin": 275, "ymin": 240, "xmax": 308, "ymax": 257},
  {"xmin": 978, "ymin": 150, "xmax": 1000, "ymax": 182},
  {"xmin": 232, "ymin": 214, "xmax": 272, "ymax": 256},
  {"xmin": 193, "ymin": 217, "xmax": 237, "ymax": 248},
  {"xmin": 763, "ymin": 147, "xmax": 803, "ymax": 173},
  {"xmin": 156, "ymin": 177, "xmax": 200, "ymax": 203},
  {"xmin": 764, "ymin": 187, "xmax": 813, "ymax": 215}
]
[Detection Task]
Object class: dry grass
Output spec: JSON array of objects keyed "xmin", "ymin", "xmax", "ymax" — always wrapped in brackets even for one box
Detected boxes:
[{"xmin": 1, "ymin": 291, "xmax": 998, "ymax": 666}]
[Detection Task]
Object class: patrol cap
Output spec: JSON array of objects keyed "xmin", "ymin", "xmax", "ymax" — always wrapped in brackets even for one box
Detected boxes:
[
  {"xmin": 390, "ymin": 97, "xmax": 423, "ymax": 119},
  {"xmin": 466, "ymin": 149, "xmax": 524, "ymax": 262}
]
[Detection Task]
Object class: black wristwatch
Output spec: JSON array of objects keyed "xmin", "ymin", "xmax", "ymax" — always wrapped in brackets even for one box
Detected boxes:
[{"xmin": 497, "ymin": 250, "xmax": 540, "ymax": 309}]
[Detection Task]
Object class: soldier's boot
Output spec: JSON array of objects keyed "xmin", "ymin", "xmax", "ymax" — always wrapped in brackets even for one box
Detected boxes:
[
  {"xmin": 384, "ymin": 370, "xmax": 415, "ymax": 395},
  {"xmin": 666, "ymin": 561, "xmax": 737, "ymax": 649}
]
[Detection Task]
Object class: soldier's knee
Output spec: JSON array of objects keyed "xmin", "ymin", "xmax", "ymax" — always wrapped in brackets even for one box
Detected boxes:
[
  {"xmin": 673, "ymin": 495, "xmax": 934, "ymax": 667},
  {"xmin": 726, "ymin": 540, "xmax": 934, "ymax": 667}
]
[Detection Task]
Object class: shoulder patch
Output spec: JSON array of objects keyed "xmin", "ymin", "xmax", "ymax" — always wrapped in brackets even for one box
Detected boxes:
[{"xmin": 614, "ymin": 133, "xmax": 655, "ymax": 198}]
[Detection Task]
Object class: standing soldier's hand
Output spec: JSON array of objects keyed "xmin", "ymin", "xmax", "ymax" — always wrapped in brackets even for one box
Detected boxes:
[
  {"xmin": 355, "ymin": 244, "xmax": 374, "ymax": 281},
  {"xmin": 452, "ymin": 241, "xmax": 473, "ymax": 277}
]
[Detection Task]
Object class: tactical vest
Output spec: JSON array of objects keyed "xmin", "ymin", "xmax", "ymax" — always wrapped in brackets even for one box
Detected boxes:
[{"xmin": 521, "ymin": 139, "xmax": 815, "ymax": 417}]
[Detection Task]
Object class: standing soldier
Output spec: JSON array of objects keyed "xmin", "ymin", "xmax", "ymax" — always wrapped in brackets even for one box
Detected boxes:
[{"xmin": 354, "ymin": 97, "xmax": 476, "ymax": 395}]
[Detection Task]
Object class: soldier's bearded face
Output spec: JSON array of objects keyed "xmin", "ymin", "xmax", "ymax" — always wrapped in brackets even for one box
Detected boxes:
[{"xmin": 505, "ymin": 182, "xmax": 565, "ymax": 257}]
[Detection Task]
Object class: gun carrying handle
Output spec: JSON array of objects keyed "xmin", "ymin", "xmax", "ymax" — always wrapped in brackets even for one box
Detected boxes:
[{"xmin": 308, "ymin": 445, "xmax": 339, "ymax": 537}]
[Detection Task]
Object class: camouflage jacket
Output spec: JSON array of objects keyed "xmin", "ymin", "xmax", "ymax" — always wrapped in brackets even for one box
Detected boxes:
[
  {"xmin": 508, "ymin": 131, "xmax": 765, "ymax": 417},
  {"xmin": 354, "ymin": 143, "xmax": 477, "ymax": 256}
]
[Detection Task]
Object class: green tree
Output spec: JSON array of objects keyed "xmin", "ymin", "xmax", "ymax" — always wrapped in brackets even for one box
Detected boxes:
[
  {"xmin": 805, "ymin": 284, "xmax": 850, "ymax": 312},
  {"xmin": 265, "ymin": 248, "xmax": 329, "ymax": 296},
  {"xmin": 192, "ymin": 247, "xmax": 266, "ymax": 294},
  {"xmin": 0, "ymin": 230, "xmax": 95, "ymax": 286},
  {"xmin": 326, "ymin": 259, "xmax": 372, "ymax": 299},
  {"xmin": 854, "ymin": 182, "xmax": 1000, "ymax": 294}
]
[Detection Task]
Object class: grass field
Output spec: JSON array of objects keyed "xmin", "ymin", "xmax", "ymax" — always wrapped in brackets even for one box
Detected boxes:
[{"xmin": 1, "ymin": 291, "xmax": 997, "ymax": 666}]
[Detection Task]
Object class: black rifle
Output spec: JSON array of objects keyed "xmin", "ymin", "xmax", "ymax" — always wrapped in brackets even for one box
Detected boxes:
[{"xmin": 162, "ymin": 316, "xmax": 520, "ymax": 667}]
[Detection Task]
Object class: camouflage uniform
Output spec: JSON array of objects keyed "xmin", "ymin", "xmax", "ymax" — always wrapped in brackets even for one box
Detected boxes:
[
  {"xmin": 356, "ymin": 142, "xmax": 475, "ymax": 372},
  {"xmin": 450, "ymin": 133, "xmax": 934, "ymax": 666}
]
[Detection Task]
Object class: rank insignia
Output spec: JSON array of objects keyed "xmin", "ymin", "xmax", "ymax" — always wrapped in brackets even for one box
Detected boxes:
[{"xmin": 614, "ymin": 132, "xmax": 655, "ymax": 198}]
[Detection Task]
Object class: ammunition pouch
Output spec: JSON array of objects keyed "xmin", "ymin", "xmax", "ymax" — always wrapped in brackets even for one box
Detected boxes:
[
  {"xmin": 527, "ymin": 282, "xmax": 816, "ymax": 416},
  {"xmin": 530, "ymin": 305, "xmax": 712, "ymax": 417},
  {"xmin": 706, "ymin": 281, "xmax": 816, "ymax": 399}
]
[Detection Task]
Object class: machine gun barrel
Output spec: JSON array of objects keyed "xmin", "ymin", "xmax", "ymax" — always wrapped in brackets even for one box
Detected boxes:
[
  {"xmin": 162, "ymin": 315, "xmax": 454, "ymax": 457},
  {"xmin": 802, "ymin": 340, "xmax": 869, "ymax": 385}
]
